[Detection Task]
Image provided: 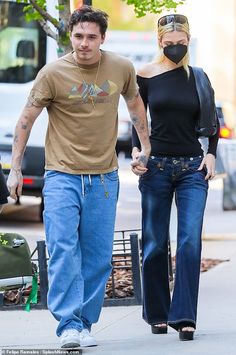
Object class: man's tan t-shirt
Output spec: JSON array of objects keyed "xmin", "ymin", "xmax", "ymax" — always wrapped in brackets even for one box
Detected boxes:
[{"xmin": 28, "ymin": 50, "xmax": 138, "ymax": 174}]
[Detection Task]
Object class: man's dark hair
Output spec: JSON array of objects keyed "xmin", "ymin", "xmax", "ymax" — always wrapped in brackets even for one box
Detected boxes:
[{"xmin": 69, "ymin": 5, "xmax": 109, "ymax": 36}]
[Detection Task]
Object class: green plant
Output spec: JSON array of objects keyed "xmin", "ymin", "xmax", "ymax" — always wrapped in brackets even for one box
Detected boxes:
[{"xmin": 123, "ymin": 0, "xmax": 186, "ymax": 17}]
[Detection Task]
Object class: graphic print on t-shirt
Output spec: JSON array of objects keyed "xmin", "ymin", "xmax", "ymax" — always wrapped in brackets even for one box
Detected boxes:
[{"xmin": 68, "ymin": 79, "xmax": 118, "ymax": 104}]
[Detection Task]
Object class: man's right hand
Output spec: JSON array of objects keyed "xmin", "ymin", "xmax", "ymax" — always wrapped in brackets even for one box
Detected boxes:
[{"xmin": 7, "ymin": 169, "xmax": 23, "ymax": 200}]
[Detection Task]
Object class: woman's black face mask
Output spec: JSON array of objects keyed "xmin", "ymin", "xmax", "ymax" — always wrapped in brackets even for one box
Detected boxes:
[{"xmin": 163, "ymin": 44, "xmax": 187, "ymax": 64}]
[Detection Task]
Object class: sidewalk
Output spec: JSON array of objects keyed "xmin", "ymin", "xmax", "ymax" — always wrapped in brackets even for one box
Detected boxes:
[{"xmin": 1, "ymin": 239, "xmax": 236, "ymax": 355}]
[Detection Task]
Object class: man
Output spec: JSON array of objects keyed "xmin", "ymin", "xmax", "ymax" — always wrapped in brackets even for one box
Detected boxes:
[
  {"xmin": 7, "ymin": 6, "xmax": 150, "ymax": 349},
  {"xmin": 0, "ymin": 161, "xmax": 9, "ymax": 213}
]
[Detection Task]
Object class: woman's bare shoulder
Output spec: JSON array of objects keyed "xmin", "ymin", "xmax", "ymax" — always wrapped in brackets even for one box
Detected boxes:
[
  {"xmin": 137, "ymin": 62, "xmax": 161, "ymax": 78},
  {"xmin": 137, "ymin": 62, "xmax": 155, "ymax": 76}
]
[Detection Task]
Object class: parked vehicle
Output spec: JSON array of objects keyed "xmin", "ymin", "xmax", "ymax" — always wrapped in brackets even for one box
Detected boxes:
[
  {"xmin": 0, "ymin": 2, "xmax": 157, "ymax": 217},
  {"xmin": 0, "ymin": 0, "xmax": 57, "ymax": 217},
  {"xmin": 216, "ymin": 105, "xmax": 233, "ymax": 139},
  {"xmin": 102, "ymin": 30, "xmax": 157, "ymax": 157},
  {"xmin": 116, "ymin": 96, "xmax": 133, "ymax": 158},
  {"xmin": 215, "ymin": 103, "xmax": 236, "ymax": 210}
]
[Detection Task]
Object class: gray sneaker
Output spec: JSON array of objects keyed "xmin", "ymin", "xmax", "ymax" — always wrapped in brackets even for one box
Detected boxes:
[
  {"xmin": 60, "ymin": 329, "xmax": 80, "ymax": 348},
  {"xmin": 80, "ymin": 329, "xmax": 97, "ymax": 347}
]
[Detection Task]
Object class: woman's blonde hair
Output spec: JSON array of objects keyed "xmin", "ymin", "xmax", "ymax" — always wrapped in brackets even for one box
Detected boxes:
[{"xmin": 157, "ymin": 21, "xmax": 191, "ymax": 77}]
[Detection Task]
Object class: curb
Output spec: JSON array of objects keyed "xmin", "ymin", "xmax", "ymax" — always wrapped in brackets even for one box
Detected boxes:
[{"xmin": 202, "ymin": 233, "xmax": 236, "ymax": 241}]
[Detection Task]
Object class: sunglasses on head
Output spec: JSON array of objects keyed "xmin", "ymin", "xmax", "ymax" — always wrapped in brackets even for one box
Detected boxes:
[{"xmin": 158, "ymin": 14, "xmax": 188, "ymax": 27}]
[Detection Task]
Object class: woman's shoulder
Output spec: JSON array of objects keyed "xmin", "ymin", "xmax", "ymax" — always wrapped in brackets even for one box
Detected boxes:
[
  {"xmin": 137, "ymin": 62, "xmax": 158, "ymax": 78},
  {"xmin": 137, "ymin": 62, "xmax": 179, "ymax": 79}
]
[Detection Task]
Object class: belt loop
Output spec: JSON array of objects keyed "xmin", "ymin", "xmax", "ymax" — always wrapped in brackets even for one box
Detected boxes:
[{"xmin": 160, "ymin": 157, "xmax": 167, "ymax": 170}]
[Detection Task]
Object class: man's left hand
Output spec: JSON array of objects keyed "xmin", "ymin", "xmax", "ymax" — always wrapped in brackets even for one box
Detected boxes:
[{"xmin": 131, "ymin": 147, "xmax": 149, "ymax": 176}]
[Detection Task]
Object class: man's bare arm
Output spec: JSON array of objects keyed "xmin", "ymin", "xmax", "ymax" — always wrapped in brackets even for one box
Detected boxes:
[
  {"xmin": 126, "ymin": 93, "xmax": 151, "ymax": 167},
  {"xmin": 7, "ymin": 101, "xmax": 44, "ymax": 199}
]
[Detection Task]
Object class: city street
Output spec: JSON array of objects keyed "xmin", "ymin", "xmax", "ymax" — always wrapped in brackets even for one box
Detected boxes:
[
  {"xmin": 1, "ymin": 1, "xmax": 236, "ymax": 353},
  {"xmin": 1, "ymin": 157, "xmax": 236, "ymax": 354},
  {"xmin": 0, "ymin": 157, "xmax": 235, "ymax": 256}
]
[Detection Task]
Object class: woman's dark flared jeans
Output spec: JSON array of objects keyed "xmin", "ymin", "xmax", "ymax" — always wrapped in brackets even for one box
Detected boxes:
[{"xmin": 139, "ymin": 156, "xmax": 208, "ymax": 330}]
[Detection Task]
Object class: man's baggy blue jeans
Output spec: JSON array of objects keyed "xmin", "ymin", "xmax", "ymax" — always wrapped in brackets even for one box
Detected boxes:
[
  {"xmin": 139, "ymin": 156, "xmax": 208, "ymax": 330},
  {"xmin": 43, "ymin": 170, "xmax": 119, "ymax": 336}
]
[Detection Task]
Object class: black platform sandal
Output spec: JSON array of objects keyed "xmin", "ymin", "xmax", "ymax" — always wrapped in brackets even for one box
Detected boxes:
[
  {"xmin": 179, "ymin": 327, "xmax": 194, "ymax": 341},
  {"xmin": 151, "ymin": 324, "xmax": 168, "ymax": 334}
]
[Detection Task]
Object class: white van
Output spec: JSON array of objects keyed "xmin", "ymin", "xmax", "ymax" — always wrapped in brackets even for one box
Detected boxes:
[{"xmin": 0, "ymin": 0, "xmax": 57, "ymax": 216}]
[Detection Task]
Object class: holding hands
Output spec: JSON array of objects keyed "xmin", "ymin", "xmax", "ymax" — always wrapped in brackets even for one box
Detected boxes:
[
  {"xmin": 131, "ymin": 151, "xmax": 216, "ymax": 180},
  {"xmin": 131, "ymin": 147, "xmax": 149, "ymax": 176}
]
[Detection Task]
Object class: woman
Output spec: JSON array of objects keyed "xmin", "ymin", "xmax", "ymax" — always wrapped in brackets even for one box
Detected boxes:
[
  {"xmin": 131, "ymin": 14, "xmax": 219, "ymax": 341},
  {"xmin": 0, "ymin": 162, "xmax": 9, "ymax": 212}
]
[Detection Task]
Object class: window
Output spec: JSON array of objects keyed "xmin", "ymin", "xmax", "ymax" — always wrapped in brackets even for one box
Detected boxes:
[{"xmin": 0, "ymin": 1, "xmax": 46, "ymax": 83}]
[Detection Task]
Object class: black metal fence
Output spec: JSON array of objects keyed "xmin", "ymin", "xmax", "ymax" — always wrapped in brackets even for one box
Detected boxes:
[
  {"xmin": 0, "ymin": 240, "xmax": 48, "ymax": 310},
  {"xmin": 104, "ymin": 230, "xmax": 142, "ymax": 306},
  {"xmin": 0, "ymin": 229, "xmax": 173, "ymax": 310},
  {"xmin": 0, "ymin": 229, "xmax": 146, "ymax": 310}
]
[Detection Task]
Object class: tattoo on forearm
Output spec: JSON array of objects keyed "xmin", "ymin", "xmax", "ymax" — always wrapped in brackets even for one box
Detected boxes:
[
  {"xmin": 131, "ymin": 115, "xmax": 146, "ymax": 133},
  {"xmin": 139, "ymin": 123, "xmax": 145, "ymax": 131},
  {"xmin": 14, "ymin": 118, "xmax": 30, "ymax": 146},
  {"xmin": 131, "ymin": 114, "xmax": 138, "ymax": 125},
  {"xmin": 14, "ymin": 134, "xmax": 18, "ymax": 143},
  {"xmin": 130, "ymin": 109, "xmax": 150, "ymax": 151},
  {"xmin": 21, "ymin": 121, "xmax": 28, "ymax": 130}
]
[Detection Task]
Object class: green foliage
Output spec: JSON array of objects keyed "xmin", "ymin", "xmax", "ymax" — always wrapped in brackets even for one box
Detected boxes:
[
  {"xmin": 16, "ymin": 0, "xmax": 47, "ymax": 8},
  {"xmin": 55, "ymin": 5, "xmax": 65, "ymax": 11},
  {"xmin": 16, "ymin": 0, "xmax": 47, "ymax": 22},
  {"xmin": 59, "ymin": 31, "xmax": 70, "ymax": 46},
  {"xmin": 123, "ymin": 0, "xmax": 186, "ymax": 17},
  {"xmin": 15, "ymin": 0, "xmax": 187, "ymax": 49},
  {"xmin": 23, "ymin": 6, "xmax": 43, "ymax": 22},
  {"xmin": 16, "ymin": 0, "xmax": 59, "ymax": 29}
]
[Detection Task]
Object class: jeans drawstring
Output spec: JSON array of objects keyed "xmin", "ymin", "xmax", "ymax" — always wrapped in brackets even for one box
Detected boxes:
[
  {"xmin": 100, "ymin": 174, "xmax": 109, "ymax": 198},
  {"xmin": 81, "ymin": 175, "xmax": 85, "ymax": 197},
  {"xmin": 81, "ymin": 174, "xmax": 108, "ymax": 198}
]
